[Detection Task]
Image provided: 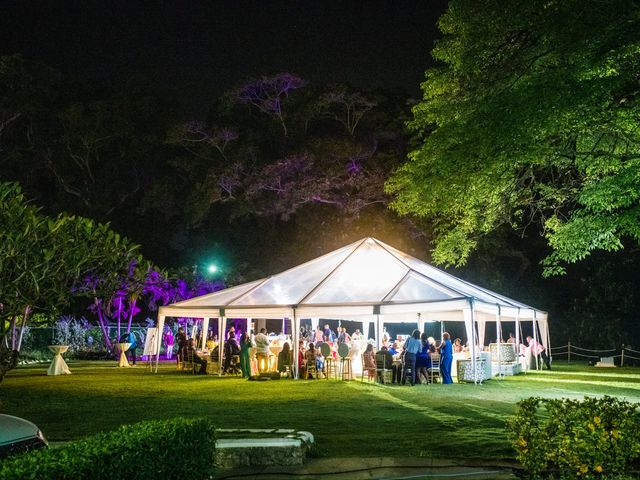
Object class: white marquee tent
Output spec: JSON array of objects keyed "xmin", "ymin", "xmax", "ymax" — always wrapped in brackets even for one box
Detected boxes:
[{"xmin": 155, "ymin": 237, "xmax": 549, "ymax": 380}]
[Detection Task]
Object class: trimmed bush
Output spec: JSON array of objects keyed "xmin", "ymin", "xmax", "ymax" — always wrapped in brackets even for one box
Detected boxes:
[
  {"xmin": 0, "ymin": 417, "xmax": 216, "ymax": 480},
  {"xmin": 506, "ymin": 396, "xmax": 640, "ymax": 479}
]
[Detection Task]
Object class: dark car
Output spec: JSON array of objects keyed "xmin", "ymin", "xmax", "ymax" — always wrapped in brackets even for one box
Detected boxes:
[{"xmin": 0, "ymin": 414, "xmax": 48, "ymax": 458}]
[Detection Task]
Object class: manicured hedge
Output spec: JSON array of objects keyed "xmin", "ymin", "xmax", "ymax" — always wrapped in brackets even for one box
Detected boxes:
[
  {"xmin": 506, "ymin": 396, "xmax": 640, "ymax": 479},
  {"xmin": 0, "ymin": 417, "xmax": 216, "ymax": 480}
]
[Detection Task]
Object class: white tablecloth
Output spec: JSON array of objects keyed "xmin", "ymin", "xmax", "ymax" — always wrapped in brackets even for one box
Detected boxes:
[
  {"xmin": 118, "ymin": 342, "xmax": 131, "ymax": 367},
  {"xmin": 47, "ymin": 345, "xmax": 71, "ymax": 375}
]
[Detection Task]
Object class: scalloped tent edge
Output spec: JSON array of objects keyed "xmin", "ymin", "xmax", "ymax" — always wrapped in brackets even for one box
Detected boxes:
[{"xmin": 154, "ymin": 237, "xmax": 549, "ymax": 382}]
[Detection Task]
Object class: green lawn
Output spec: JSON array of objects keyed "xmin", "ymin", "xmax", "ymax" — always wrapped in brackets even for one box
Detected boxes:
[{"xmin": 2, "ymin": 362, "xmax": 640, "ymax": 460}]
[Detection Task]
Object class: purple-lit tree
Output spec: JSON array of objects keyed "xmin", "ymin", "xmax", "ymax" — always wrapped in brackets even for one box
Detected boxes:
[
  {"xmin": 236, "ymin": 73, "xmax": 305, "ymax": 136},
  {"xmin": 317, "ymin": 86, "xmax": 377, "ymax": 136}
]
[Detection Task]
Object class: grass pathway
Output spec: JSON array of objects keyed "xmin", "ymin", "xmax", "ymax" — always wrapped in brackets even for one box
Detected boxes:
[{"xmin": 1, "ymin": 362, "xmax": 640, "ymax": 460}]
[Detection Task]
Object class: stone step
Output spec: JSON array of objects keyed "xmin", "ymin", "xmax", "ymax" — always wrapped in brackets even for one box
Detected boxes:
[{"xmin": 214, "ymin": 429, "xmax": 314, "ymax": 468}]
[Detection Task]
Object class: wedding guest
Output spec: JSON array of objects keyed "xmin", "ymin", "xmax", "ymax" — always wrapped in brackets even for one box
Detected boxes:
[
  {"xmin": 439, "ymin": 332, "xmax": 454, "ymax": 384},
  {"xmin": 163, "ymin": 327, "xmax": 175, "ymax": 360},
  {"xmin": 362, "ymin": 343, "xmax": 377, "ymax": 381}
]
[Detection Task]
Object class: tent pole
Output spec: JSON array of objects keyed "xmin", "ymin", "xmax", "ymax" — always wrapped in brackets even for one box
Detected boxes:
[
  {"xmin": 219, "ymin": 316, "xmax": 226, "ymax": 377},
  {"xmin": 292, "ymin": 308, "xmax": 299, "ymax": 380},
  {"xmin": 496, "ymin": 305, "xmax": 502, "ymax": 379},
  {"xmin": 468, "ymin": 298, "xmax": 478, "ymax": 385},
  {"xmin": 155, "ymin": 313, "xmax": 165, "ymax": 373}
]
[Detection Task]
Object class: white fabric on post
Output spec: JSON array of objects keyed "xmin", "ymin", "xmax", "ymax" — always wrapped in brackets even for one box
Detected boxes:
[
  {"xmin": 292, "ymin": 309, "xmax": 299, "ymax": 379},
  {"xmin": 155, "ymin": 313, "xmax": 166, "ymax": 372},
  {"xmin": 477, "ymin": 319, "xmax": 486, "ymax": 349},
  {"xmin": 218, "ymin": 317, "xmax": 225, "ymax": 376},
  {"xmin": 201, "ymin": 317, "xmax": 210, "ymax": 350}
]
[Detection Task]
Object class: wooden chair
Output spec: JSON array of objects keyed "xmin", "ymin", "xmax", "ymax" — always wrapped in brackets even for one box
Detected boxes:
[
  {"xmin": 375, "ymin": 353, "xmax": 393, "ymax": 384},
  {"xmin": 320, "ymin": 343, "xmax": 337, "ymax": 379},
  {"xmin": 338, "ymin": 343, "xmax": 352, "ymax": 380},
  {"xmin": 304, "ymin": 357, "xmax": 319, "ymax": 379},
  {"xmin": 183, "ymin": 350, "xmax": 196, "ymax": 374},
  {"xmin": 429, "ymin": 353, "xmax": 441, "ymax": 383},
  {"xmin": 361, "ymin": 354, "xmax": 376, "ymax": 382}
]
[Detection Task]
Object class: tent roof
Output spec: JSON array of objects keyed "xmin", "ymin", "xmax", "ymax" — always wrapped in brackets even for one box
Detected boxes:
[{"xmin": 162, "ymin": 238, "xmax": 545, "ymax": 321}]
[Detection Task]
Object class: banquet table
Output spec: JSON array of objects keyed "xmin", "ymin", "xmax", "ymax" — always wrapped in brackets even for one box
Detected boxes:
[
  {"xmin": 47, "ymin": 345, "xmax": 71, "ymax": 375},
  {"xmin": 118, "ymin": 342, "xmax": 132, "ymax": 367}
]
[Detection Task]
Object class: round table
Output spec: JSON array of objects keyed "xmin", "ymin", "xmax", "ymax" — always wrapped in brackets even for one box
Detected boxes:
[
  {"xmin": 118, "ymin": 342, "xmax": 132, "ymax": 367},
  {"xmin": 47, "ymin": 345, "xmax": 71, "ymax": 375}
]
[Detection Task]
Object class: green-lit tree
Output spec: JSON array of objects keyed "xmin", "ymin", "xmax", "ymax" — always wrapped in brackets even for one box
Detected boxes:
[
  {"xmin": 387, "ymin": 0, "xmax": 640, "ymax": 275},
  {"xmin": 0, "ymin": 182, "xmax": 143, "ymax": 383}
]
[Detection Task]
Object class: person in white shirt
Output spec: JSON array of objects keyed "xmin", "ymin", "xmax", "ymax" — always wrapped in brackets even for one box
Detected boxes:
[
  {"xmin": 254, "ymin": 328, "xmax": 271, "ymax": 373},
  {"xmin": 527, "ymin": 335, "xmax": 551, "ymax": 370}
]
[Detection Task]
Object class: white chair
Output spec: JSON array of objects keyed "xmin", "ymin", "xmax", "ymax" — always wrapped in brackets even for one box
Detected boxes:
[{"xmin": 429, "ymin": 353, "xmax": 441, "ymax": 383}]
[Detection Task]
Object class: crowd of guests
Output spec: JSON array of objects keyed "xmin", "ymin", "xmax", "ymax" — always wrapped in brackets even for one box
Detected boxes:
[{"xmin": 161, "ymin": 321, "xmax": 550, "ymax": 379}]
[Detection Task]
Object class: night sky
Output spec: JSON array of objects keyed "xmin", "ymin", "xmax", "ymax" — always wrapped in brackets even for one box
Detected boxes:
[{"xmin": 1, "ymin": 1, "xmax": 448, "ymax": 115}]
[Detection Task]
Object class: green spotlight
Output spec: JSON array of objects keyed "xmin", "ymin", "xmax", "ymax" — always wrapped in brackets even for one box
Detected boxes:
[{"xmin": 207, "ymin": 264, "xmax": 218, "ymax": 274}]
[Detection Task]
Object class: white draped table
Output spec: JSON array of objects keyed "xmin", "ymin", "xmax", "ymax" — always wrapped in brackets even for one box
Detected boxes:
[
  {"xmin": 47, "ymin": 345, "xmax": 71, "ymax": 375},
  {"xmin": 118, "ymin": 342, "xmax": 132, "ymax": 367}
]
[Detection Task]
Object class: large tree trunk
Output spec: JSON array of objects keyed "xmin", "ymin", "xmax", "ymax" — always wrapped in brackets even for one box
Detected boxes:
[
  {"xmin": 94, "ymin": 298, "xmax": 113, "ymax": 352},
  {"xmin": 0, "ymin": 306, "xmax": 30, "ymax": 385},
  {"xmin": 0, "ymin": 348, "xmax": 19, "ymax": 385}
]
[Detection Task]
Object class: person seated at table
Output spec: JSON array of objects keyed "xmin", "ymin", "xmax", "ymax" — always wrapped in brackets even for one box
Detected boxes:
[
  {"xmin": 416, "ymin": 333, "xmax": 432, "ymax": 384},
  {"xmin": 362, "ymin": 343, "xmax": 377, "ymax": 381},
  {"xmin": 453, "ymin": 338, "xmax": 463, "ymax": 353},
  {"xmin": 277, "ymin": 341, "xmax": 292, "ymax": 375},
  {"xmin": 304, "ymin": 342, "xmax": 318, "ymax": 379},
  {"xmin": 298, "ymin": 340, "xmax": 306, "ymax": 378},
  {"xmin": 223, "ymin": 331, "xmax": 241, "ymax": 374},
  {"xmin": 388, "ymin": 341, "xmax": 400, "ymax": 356},
  {"xmin": 375, "ymin": 345, "xmax": 394, "ymax": 384},
  {"xmin": 186, "ymin": 338, "xmax": 207, "ymax": 374},
  {"xmin": 254, "ymin": 328, "xmax": 271, "ymax": 373},
  {"xmin": 506, "ymin": 332, "xmax": 516, "ymax": 344}
]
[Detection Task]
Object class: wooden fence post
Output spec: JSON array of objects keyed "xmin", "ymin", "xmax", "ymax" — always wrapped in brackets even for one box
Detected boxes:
[
  {"xmin": 567, "ymin": 341, "xmax": 571, "ymax": 363},
  {"xmin": 621, "ymin": 344, "xmax": 625, "ymax": 367}
]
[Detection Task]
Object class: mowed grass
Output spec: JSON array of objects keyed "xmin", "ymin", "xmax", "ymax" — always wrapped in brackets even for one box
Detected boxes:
[{"xmin": 2, "ymin": 362, "xmax": 640, "ymax": 460}]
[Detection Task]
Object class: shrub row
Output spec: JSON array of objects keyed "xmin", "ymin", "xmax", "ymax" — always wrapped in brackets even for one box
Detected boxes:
[
  {"xmin": 0, "ymin": 417, "xmax": 216, "ymax": 480},
  {"xmin": 506, "ymin": 396, "xmax": 640, "ymax": 479}
]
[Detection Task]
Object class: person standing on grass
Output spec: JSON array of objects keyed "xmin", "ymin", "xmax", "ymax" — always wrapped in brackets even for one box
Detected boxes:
[
  {"xmin": 527, "ymin": 335, "xmax": 551, "ymax": 370},
  {"xmin": 416, "ymin": 332, "xmax": 432, "ymax": 384},
  {"xmin": 439, "ymin": 332, "xmax": 454, "ymax": 384},
  {"xmin": 176, "ymin": 326, "xmax": 188, "ymax": 368},
  {"xmin": 163, "ymin": 327, "xmax": 174, "ymax": 360},
  {"xmin": 239, "ymin": 333, "xmax": 252, "ymax": 378},
  {"xmin": 255, "ymin": 328, "xmax": 270, "ymax": 373},
  {"xmin": 402, "ymin": 329, "xmax": 422, "ymax": 386}
]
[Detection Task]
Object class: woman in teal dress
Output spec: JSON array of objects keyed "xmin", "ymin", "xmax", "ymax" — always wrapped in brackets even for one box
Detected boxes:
[
  {"xmin": 239, "ymin": 333, "xmax": 252, "ymax": 378},
  {"xmin": 439, "ymin": 332, "xmax": 454, "ymax": 384}
]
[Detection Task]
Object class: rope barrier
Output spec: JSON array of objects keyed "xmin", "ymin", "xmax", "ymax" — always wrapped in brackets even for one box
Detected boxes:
[
  {"xmin": 623, "ymin": 354, "xmax": 640, "ymax": 361},
  {"xmin": 570, "ymin": 345, "xmax": 616, "ymax": 353},
  {"xmin": 624, "ymin": 347, "xmax": 640, "ymax": 354},
  {"xmin": 569, "ymin": 351, "xmax": 600, "ymax": 359}
]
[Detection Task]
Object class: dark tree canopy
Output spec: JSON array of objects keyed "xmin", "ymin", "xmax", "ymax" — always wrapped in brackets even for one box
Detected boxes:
[{"xmin": 387, "ymin": 0, "xmax": 640, "ymax": 275}]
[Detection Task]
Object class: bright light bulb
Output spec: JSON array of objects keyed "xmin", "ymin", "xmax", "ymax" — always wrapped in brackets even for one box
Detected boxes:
[{"xmin": 207, "ymin": 264, "xmax": 218, "ymax": 274}]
